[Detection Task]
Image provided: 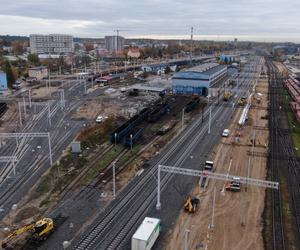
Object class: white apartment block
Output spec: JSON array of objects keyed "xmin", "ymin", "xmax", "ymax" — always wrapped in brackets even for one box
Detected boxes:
[{"xmin": 30, "ymin": 34, "xmax": 74, "ymax": 54}]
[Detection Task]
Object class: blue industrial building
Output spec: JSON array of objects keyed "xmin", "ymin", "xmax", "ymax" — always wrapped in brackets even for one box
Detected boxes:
[
  {"xmin": 0, "ymin": 72, "xmax": 8, "ymax": 94},
  {"xmin": 219, "ymin": 54, "xmax": 235, "ymax": 63},
  {"xmin": 172, "ymin": 63, "xmax": 227, "ymax": 96}
]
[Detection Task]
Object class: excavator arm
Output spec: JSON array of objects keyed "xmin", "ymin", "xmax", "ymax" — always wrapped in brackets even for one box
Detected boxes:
[{"xmin": 1, "ymin": 223, "xmax": 35, "ymax": 248}]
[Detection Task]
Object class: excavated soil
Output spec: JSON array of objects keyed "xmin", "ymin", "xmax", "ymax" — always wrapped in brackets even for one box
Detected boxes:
[{"xmin": 165, "ymin": 78, "xmax": 269, "ymax": 250}]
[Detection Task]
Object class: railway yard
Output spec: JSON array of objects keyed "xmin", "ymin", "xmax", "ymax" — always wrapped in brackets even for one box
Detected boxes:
[{"xmin": 0, "ymin": 53, "xmax": 300, "ymax": 250}]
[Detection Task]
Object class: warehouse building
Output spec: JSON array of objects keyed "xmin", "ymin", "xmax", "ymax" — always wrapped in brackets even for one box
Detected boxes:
[{"xmin": 172, "ymin": 63, "xmax": 227, "ymax": 96}]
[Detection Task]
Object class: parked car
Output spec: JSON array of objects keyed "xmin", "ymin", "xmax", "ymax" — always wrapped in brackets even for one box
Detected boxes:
[
  {"xmin": 96, "ymin": 115, "xmax": 108, "ymax": 123},
  {"xmin": 222, "ymin": 129, "xmax": 230, "ymax": 137}
]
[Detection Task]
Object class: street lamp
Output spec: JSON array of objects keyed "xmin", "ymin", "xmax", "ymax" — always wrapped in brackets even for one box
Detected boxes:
[
  {"xmin": 130, "ymin": 134, "xmax": 133, "ymax": 151},
  {"xmin": 207, "ymin": 95, "xmax": 211, "ymax": 134},
  {"xmin": 114, "ymin": 133, "xmax": 117, "ymax": 147}
]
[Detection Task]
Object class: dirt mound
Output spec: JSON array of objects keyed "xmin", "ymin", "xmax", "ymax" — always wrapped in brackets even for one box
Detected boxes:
[{"xmin": 14, "ymin": 207, "xmax": 41, "ymax": 224}]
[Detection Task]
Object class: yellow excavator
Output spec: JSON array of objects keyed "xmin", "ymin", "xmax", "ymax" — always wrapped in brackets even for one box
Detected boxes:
[
  {"xmin": 238, "ymin": 96, "xmax": 247, "ymax": 106},
  {"xmin": 223, "ymin": 91, "xmax": 232, "ymax": 101},
  {"xmin": 1, "ymin": 218, "xmax": 54, "ymax": 249},
  {"xmin": 184, "ymin": 196, "xmax": 200, "ymax": 213}
]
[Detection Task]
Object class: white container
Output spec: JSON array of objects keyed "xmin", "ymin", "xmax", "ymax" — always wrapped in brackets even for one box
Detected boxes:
[{"xmin": 131, "ymin": 217, "xmax": 161, "ymax": 250}]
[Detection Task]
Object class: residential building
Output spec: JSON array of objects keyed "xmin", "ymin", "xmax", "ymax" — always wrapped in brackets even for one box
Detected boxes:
[
  {"xmin": 127, "ymin": 48, "xmax": 141, "ymax": 58},
  {"xmin": 172, "ymin": 63, "xmax": 227, "ymax": 96},
  {"xmin": 28, "ymin": 67, "xmax": 48, "ymax": 80},
  {"xmin": 0, "ymin": 72, "xmax": 8, "ymax": 92},
  {"xmin": 30, "ymin": 34, "xmax": 74, "ymax": 54},
  {"xmin": 2, "ymin": 46, "xmax": 12, "ymax": 53},
  {"xmin": 105, "ymin": 36, "xmax": 125, "ymax": 53}
]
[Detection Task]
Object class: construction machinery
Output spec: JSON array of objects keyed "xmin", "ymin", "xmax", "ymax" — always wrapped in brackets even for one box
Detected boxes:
[
  {"xmin": 1, "ymin": 218, "xmax": 54, "ymax": 249},
  {"xmin": 184, "ymin": 196, "xmax": 200, "ymax": 213},
  {"xmin": 225, "ymin": 177, "xmax": 241, "ymax": 192},
  {"xmin": 223, "ymin": 91, "xmax": 232, "ymax": 101},
  {"xmin": 238, "ymin": 96, "xmax": 247, "ymax": 106}
]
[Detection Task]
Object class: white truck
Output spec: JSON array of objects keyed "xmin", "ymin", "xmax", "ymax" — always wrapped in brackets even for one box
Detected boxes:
[
  {"xmin": 201, "ymin": 161, "xmax": 214, "ymax": 187},
  {"xmin": 132, "ymin": 217, "xmax": 161, "ymax": 250}
]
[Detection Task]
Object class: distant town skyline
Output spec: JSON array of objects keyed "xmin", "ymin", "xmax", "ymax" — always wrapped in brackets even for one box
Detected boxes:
[{"xmin": 0, "ymin": 0, "xmax": 299, "ymax": 42}]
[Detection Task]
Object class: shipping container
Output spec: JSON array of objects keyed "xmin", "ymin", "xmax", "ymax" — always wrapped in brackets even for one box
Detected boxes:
[{"xmin": 132, "ymin": 217, "xmax": 161, "ymax": 250}]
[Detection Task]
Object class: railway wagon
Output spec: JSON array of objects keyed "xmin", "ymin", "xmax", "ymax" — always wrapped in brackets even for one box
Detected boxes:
[
  {"xmin": 148, "ymin": 102, "xmax": 170, "ymax": 123},
  {"xmin": 110, "ymin": 108, "xmax": 150, "ymax": 143},
  {"xmin": 184, "ymin": 97, "xmax": 200, "ymax": 113},
  {"xmin": 0, "ymin": 103, "xmax": 7, "ymax": 118},
  {"xmin": 124, "ymin": 127, "xmax": 144, "ymax": 148}
]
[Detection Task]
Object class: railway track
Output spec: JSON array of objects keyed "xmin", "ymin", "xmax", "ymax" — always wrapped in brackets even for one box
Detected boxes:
[
  {"xmin": 268, "ymin": 60, "xmax": 286, "ymax": 250},
  {"xmin": 268, "ymin": 59, "xmax": 300, "ymax": 248},
  {"xmin": 72, "ymin": 57, "xmax": 263, "ymax": 250}
]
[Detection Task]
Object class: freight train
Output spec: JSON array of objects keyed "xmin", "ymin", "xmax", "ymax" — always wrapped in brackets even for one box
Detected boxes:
[
  {"xmin": 184, "ymin": 97, "xmax": 200, "ymax": 113},
  {"xmin": 110, "ymin": 99, "xmax": 172, "ymax": 146},
  {"xmin": 0, "ymin": 103, "xmax": 7, "ymax": 118}
]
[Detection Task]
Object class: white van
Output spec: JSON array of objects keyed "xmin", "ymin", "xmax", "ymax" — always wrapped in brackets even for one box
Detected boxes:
[{"xmin": 222, "ymin": 129, "xmax": 230, "ymax": 137}]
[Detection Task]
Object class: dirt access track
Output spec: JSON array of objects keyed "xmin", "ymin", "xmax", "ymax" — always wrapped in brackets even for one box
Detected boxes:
[{"xmin": 165, "ymin": 77, "xmax": 269, "ymax": 250}]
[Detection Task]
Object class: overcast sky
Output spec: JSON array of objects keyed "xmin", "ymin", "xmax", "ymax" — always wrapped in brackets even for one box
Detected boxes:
[{"xmin": 0, "ymin": 0, "xmax": 299, "ymax": 42}]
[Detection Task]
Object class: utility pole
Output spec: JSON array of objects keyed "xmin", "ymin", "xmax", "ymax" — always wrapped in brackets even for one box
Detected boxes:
[
  {"xmin": 48, "ymin": 101, "xmax": 51, "ymax": 127},
  {"xmin": 47, "ymin": 132, "xmax": 53, "ymax": 166},
  {"xmin": 28, "ymin": 89, "xmax": 32, "ymax": 108},
  {"xmin": 22, "ymin": 96, "xmax": 27, "ymax": 119},
  {"xmin": 208, "ymin": 106, "xmax": 212, "ymax": 134},
  {"xmin": 156, "ymin": 166, "xmax": 161, "ymax": 210},
  {"xmin": 48, "ymin": 68, "xmax": 51, "ymax": 93},
  {"xmin": 112, "ymin": 161, "xmax": 116, "ymax": 198},
  {"xmin": 114, "ymin": 133, "xmax": 117, "ymax": 147},
  {"xmin": 84, "ymin": 77, "xmax": 87, "ymax": 94},
  {"xmin": 184, "ymin": 228, "xmax": 190, "ymax": 250},
  {"xmin": 18, "ymin": 102, "xmax": 22, "ymax": 126},
  {"xmin": 211, "ymin": 186, "xmax": 216, "ymax": 229},
  {"xmin": 130, "ymin": 134, "xmax": 133, "ymax": 151},
  {"xmin": 60, "ymin": 90, "xmax": 65, "ymax": 110},
  {"xmin": 182, "ymin": 108, "xmax": 185, "ymax": 130}
]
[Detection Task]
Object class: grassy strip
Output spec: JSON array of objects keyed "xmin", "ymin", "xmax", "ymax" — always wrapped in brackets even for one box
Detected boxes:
[
  {"xmin": 82, "ymin": 144, "xmax": 124, "ymax": 183},
  {"xmin": 283, "ymin": 90, "xmax": 300, "ymax": 157},
  {"xmin": 34, "ymin": 154, "xmax": 88, "ymax": 207},
  {"xmin": 287, "ymin": 111, "xmax": 300, "ymax": 157},
  {"xmin": 117, "ymin": 144, "xmax": 143, "ymax": 167}
]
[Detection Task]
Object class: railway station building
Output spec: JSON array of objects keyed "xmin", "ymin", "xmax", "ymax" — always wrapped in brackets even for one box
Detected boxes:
[{"xmin": 172, "ymin": 63, "xmax": 227, "ymax": 96}]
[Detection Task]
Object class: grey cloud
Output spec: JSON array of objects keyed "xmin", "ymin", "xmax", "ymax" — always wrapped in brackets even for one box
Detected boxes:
[{"xmin": 0, "ymin": 0, "xmax": 299, "ymax": 39}]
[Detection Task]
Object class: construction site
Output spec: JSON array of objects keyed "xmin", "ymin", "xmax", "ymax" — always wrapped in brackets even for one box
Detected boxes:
[
  {"xmin": 0, "ymin": 53, "xmax": 299, "ymax": 250},
  {"xmin": 165, "ymin": 69, "xmax": 269, "ymax": 250}
]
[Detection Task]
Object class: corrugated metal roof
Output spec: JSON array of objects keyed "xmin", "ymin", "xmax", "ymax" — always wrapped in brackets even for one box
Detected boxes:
[{"xmin": 173, "ymin": 64, "xmax": 227, "ymax": 80}]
